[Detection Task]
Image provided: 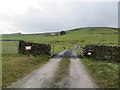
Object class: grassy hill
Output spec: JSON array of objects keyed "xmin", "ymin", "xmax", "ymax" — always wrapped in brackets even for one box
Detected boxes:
[
  {"xmin": 1, "ymin": 27, "xmax": 118, "ymax": 54},
  {"xmin": 2, "ymin": 27, "xmax": 118, "ymax": 44},
  {"xmin": 1, "ymin": 27, "xmax": 119, "ymax": 88}
]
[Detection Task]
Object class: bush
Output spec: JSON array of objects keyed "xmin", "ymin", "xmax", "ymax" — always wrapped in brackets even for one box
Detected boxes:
[{"xmin": 60, "ymin": 31, "xmax": 66, "ymax": 35}]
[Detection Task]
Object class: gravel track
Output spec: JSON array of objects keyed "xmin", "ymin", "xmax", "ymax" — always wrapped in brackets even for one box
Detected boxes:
[
  {"xmin": 11, "ymin": 58, "xmax": 61, "ymax": 88},
  {"xmin": 9, "ymin": 43, "xmax": 98, "ymax": 88},
  {"xmin": 10, "ymin": 58, "xmax": 98, "ymax": 88},
  {"xmin": 69, "ymin": 58, "xmax": 98, "ymax": 88}
]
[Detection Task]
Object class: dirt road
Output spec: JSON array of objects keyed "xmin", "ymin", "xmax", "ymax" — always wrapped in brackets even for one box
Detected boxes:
[
  {"xmin": 10, "ymin": 58, "xmax": 97, "ymax": 88},
  {"xmin": 10, "ymin": 44, "xmax": 98, "ymax": 88},
  {"xmin": 69, "ymin": 58, "xmax": 97, "ymax": 88},
  {"xmin": 11, "ymin": 58, "xmax": 61, "ymax": 88}
]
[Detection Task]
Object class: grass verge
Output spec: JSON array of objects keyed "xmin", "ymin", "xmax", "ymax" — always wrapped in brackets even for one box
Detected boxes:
[
  {"xmin": 51, "ymin": 58, "xmax": 70, "ymax": 88},
  {"xmin": 2, "ymin": 54, "xmax": 50, "ymax": 87},
  {"xmin": 49, "ymin": 42, "xmax": 75, "ymax": 54},
  {"xmin": 81, "ymin": 57, "xmax": 118, "ymax": 88}
]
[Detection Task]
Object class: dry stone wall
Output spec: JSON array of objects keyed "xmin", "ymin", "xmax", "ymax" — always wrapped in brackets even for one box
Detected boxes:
[
  {"xmin": 83, "ymin": 45, "xmax": 120, "ymax": 63},
  {"xmin": 19, "ymin": 40, "xmax": 51, "ymax": 56}
]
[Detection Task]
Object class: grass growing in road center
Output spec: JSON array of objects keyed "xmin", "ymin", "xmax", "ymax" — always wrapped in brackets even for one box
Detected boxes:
[
  {"xmin": 2, "ymin": 54, "xmax": 50, "ymax": 87},
  {"xmin": 1, "ymin": 27, "xmax": 118, "ymax": 88},
  {"xmin": 51, "ymin": 58, "xmax": 70, "ymax": 88}
]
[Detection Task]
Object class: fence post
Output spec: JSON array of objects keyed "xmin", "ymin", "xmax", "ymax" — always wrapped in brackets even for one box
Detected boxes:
[
  {"xmin": 18, "ymin": 40, "xmax": 25, "ymax": 54},
  {"xmin": 52, "ymin": 45, "xmax": 54, "ymax": 54}
]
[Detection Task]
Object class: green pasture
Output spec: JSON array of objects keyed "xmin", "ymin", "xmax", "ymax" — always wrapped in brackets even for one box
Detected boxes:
[
  {"xmin": 40, "ymin": 27, "xmax": 118, "ymax": 46},
  {"xmin": 50, "ymin": 42, "xmax": 75, "ymax": 54},
  {"xmin": 1, "ymin": 27, "xmax": 118, "ymax": 54},
  {"xmin": 1, "ymin": 27, "xmax": 119, "ymax": 88},
  {"xmin": 1, "ymin": 41, "xmax": 19, "ymax": 54},
  {"xmin": 1, "ymin": 34, "xmax": 45, "ymax": 41},
  {"xmin": 81, "ymin": 57, "xmax": 118, "ymax": 88},
  {"xmin": 2, "ymin": 54, "xmax": 49, "ymax": 87}
]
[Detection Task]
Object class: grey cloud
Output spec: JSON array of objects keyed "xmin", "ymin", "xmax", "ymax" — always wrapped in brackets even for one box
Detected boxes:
[{"xmin": 14, "ymin": 2, "xmax": 118, "ymax": 33}]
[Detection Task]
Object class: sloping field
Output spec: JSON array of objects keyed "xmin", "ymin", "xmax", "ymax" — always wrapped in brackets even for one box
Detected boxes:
[
  {"xmin": 2, "ymin": 27, "xmax": 118, "ymax": 46},
  {"xmin": 1, "ymin": 41, "xmax": 19, "ymax": 54},
  {"xmin": 1, "ymin": 27, "xmax": 119, "ymax": 88},
  {"xmin": 1, "ymin": 27, "xmax": 118, "ymax": 54}
]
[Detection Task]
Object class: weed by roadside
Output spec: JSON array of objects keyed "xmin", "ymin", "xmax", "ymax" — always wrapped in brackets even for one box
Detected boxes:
[
  {"xmin": 2, "ymin": 54, "xmax": 50, "ymax": 87},
  {"xmin": 81, "ymin": 57, "xmax": 118, "ymax": 88}
]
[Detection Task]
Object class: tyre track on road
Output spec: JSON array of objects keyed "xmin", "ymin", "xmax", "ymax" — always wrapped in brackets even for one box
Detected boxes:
[
  {"xmin": 10, "ymin": 58, "xmax": 61, "ymax": 88},
  {"xmin": 10, "ymin": 42, "xmax": 98, "ymax": 88},
  {"xmin": 69, "ymin": 58, "xmax": 98, "ymax": 88}
]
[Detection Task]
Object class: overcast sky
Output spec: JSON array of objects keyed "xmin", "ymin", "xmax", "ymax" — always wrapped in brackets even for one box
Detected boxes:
[{"xmin": 0, "ymin": 0, "xmax": 119, "ymax": 34}]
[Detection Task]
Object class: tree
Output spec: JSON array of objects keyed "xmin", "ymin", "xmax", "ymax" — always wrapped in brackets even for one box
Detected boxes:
[{"xmin": 60, "ymin": 31, "xmax": 66, "ymax": 35}]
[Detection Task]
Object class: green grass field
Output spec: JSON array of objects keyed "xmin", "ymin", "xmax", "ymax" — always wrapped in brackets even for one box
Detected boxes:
[
  {"xmin": 81, "ymin": 57, "xmax": 118, "ymax": 88},
  {"xmin": 1, "ymin": 27, "xmax": 118, "ymax": 54},
  {"xmin": 1, "ymin": 41, "xmax": 19, "ymax": 54},
  {"xmin": 1, "ymin": 27, "xmax": 119, "ymax": 88},
  {"xmin": 0, "ymin": 54, "xmax": 2, "ymax": 88},
  {"xmin": 2, "ymin": 54, "xmax": 49, "ymax": 87}
]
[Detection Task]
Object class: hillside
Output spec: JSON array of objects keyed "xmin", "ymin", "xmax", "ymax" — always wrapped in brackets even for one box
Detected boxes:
[
  {"xmin": 1, "ymin": 27, "xmax": 119, "ymax": 88},
  {"xmin": 1, "ymin": 27, "xmax": 118, "ymax": 54},
  {"xmin": 1, "ymin": 27, "xmax": 118, "ymax": 45}
]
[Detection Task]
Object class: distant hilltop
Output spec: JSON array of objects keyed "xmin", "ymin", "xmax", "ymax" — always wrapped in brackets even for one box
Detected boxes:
[
  {"xmin": 2, "ymin": 32, "xmax": 22, "ymax": 35},
  {"xmin": 1, "ymin": 27, "xmax": 119, "ymax": 35}
]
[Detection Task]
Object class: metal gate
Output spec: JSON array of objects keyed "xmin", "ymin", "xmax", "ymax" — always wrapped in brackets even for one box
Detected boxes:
[{"xmin": 1, "ymin": 40, "xmax": 19, "ymax": 54}]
